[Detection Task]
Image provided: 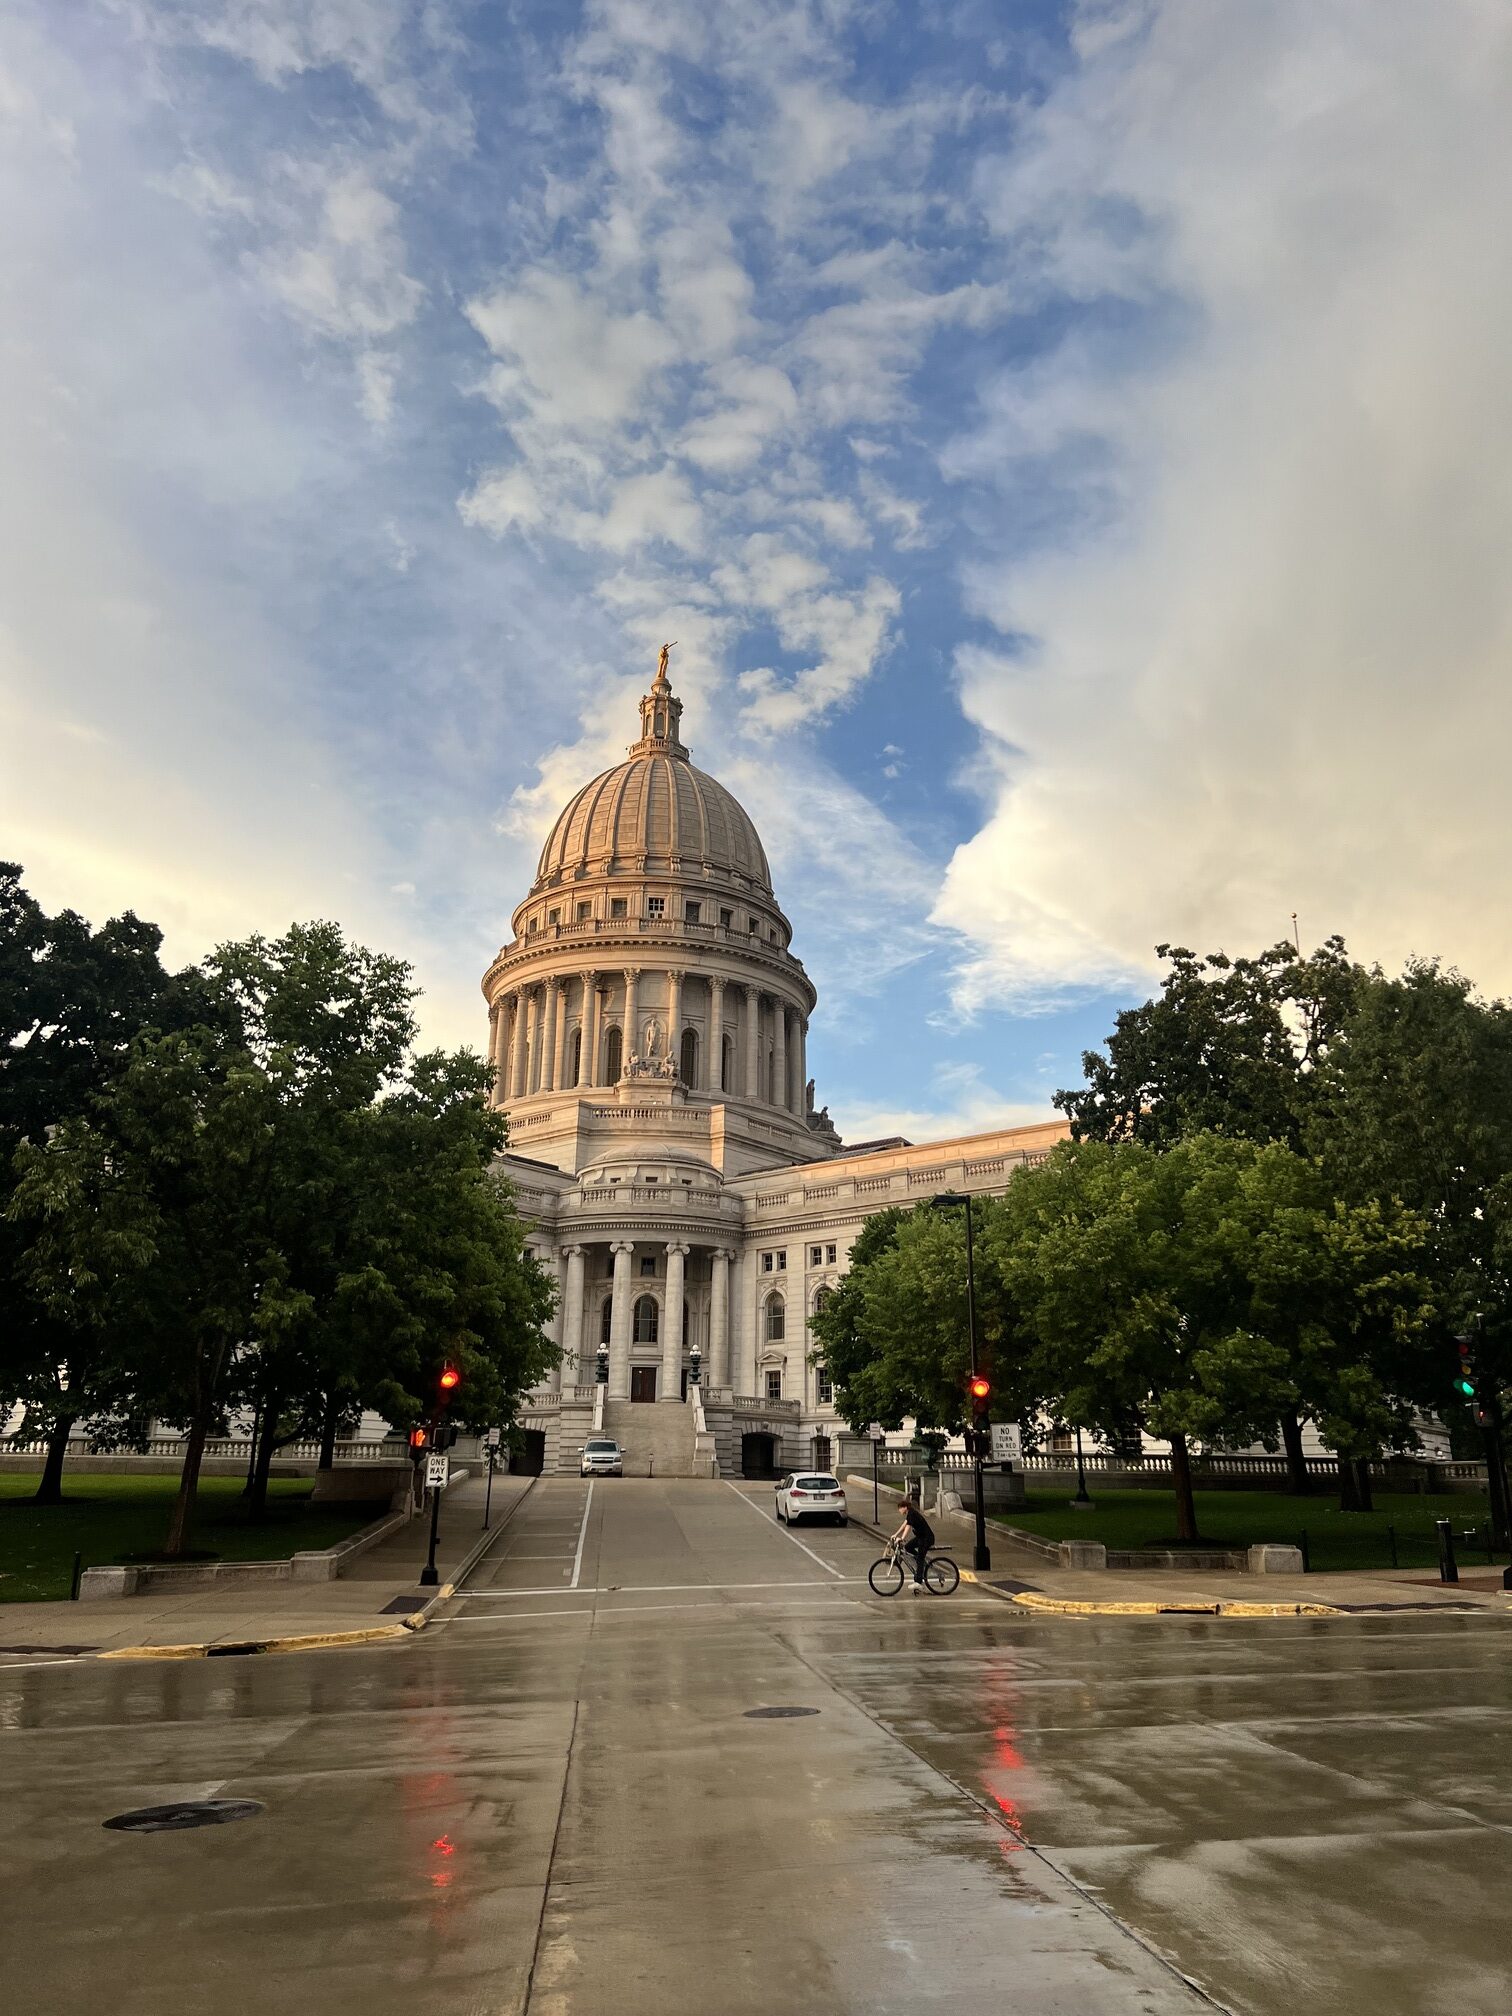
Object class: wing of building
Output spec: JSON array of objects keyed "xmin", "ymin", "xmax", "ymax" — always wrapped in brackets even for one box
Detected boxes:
[{"xmin": 491, "ymin": 654, "xmax": 1067, "ymax": 1479}]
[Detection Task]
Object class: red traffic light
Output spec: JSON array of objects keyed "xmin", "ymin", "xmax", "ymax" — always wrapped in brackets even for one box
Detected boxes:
[
  {"xmin": 968, "ymin": 1376, "xmax": 991, "ymax": 1403},
  {"xmin": 438, "ymin": 1365, "xmax": 461, "ymax": 1393}
]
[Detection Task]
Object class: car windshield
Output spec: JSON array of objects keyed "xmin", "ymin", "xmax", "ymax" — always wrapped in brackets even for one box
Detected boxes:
[
  {"xmin": 586, "ymin": 1441, "xmax": 618, "ymax": 1453},
  {"xmin": 794, "ymin": 1475, "xmax": 838, "ymax": 1490}
]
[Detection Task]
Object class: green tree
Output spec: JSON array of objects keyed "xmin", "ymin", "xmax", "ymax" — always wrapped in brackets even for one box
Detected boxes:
[
  {"xmin": 984, "ymin": 1136, "xmax": 1431, "ymax": 1541},
  {"xmin": 1055, "ymin": 935, "xmax": 1364, "ymax": 1488},
  {"xmin": 0, "ymin": 864, "xmax": 210, "ymax": 1502}
]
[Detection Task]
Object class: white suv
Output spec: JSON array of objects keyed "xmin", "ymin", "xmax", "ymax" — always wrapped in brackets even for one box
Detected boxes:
[
  {"xmin": 580, "ymin": 1438, "xmax": 624, "ymax": 1477},
  {"xmin": 775, "ymin": 1472, "xmax": 847, "ymax": 1526}
]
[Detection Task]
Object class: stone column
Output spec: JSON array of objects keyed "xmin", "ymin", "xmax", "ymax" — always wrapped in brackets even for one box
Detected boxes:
[
  {"xmin": 796, "ymin": 1018, "xmax": 807, "ymax": 1116},
  {"xmin": 623, "ymin": 967, "xmax": 640, "ymax": 1063},
  {"xmin": 560, "ymin": 1244, "xmax": 586, "ymax": 1384},
  {"xmin": 709, "ymin": 1247, "xmax": 732, "ymax": 1387},
  {"xmin": 524, "ymin": 988, "xmax": 541, "ymax": 1094},
  {"xmin": 660, "ymin": 1242, "xmax": 688, "ymax": 1399},
  {"xmin": 510, "ymin": 991, "xmax": 529, "ymax": 1100},
  {"xmin": 486, "ymin": 999, "xmax": 502, "ymax": 1103},
  {"xmin": 744, "ymin": 986, "xmax": 760, "ymax": 1100},
  {"xmin": 608, "ymin": 1240, "xmax": 636, "ymax": 1398},
  {"xmin": 667, "ymin": 970, "xmax": 684, "ymax": 1076},
  {"xmin": 545, "ymin": 1248, "xmax": 564, "ymax": 1391},
  {"xmin": 730, "ymin": 1250, "xmax": 754, "ymax": 1395},
  {"xmin": 773, "ymin": 999, "xmax": 787, "ymax": 1114},
  {"xmin": 541, "ymin": 983, "xmax": 559, "ymax": 1093},
  {"xmin": 551, "ymin": 981, "xmax": 569, "ymax": 1091},
  {"xmin": 708, "ymin": 978, "xmax": 725, "ymax": 1092},
  {"xmin": 582, "ymin": 972, "xmax": 600, "ymax": 1087}
]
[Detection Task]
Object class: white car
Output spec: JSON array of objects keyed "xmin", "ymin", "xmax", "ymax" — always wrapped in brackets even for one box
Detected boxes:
[
  {"xmin": 579, "ymin": 1438, "xmax": 623, "ymax": 1477},
  {"xmin": 775, "ymin": 1472, "xmax": 847, "ymax": 1526}
]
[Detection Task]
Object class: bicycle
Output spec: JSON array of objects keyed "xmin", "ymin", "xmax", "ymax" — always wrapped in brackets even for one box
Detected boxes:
[{"xmin": 867, "ymin": 1536, "xmax": 961, "ymax": 1596}]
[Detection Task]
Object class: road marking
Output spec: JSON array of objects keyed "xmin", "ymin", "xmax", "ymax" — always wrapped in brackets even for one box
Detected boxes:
[
  {"xmin": 437, "ymin": 1599, "xmax": 869, "ymax": 1625},
  {"xmin": 723, "ymin": 1481, "xmax": 846, "ymax": 1578},
  {"xmin": 460, "ymin": 1577, "xmax": 868, "ymax": 1599},
  {"xmin": 569, "ymin": 1480, "xmax": 594, "ymax": 1590}
]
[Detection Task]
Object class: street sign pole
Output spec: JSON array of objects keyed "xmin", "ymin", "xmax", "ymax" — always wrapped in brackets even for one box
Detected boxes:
[
  {"xmin": 420, "ymin": 1480, "xmax": 442, "ymax": 1587},
  {"xmin": 868, "ymin": 1423, "xmax": 885, "ymax": 1525},
  {"xmin": 483, "ymin": 1426, "xmax": 501, "ymax": 1530}
]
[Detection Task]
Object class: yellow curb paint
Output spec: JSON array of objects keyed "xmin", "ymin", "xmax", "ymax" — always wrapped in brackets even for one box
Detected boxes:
[
  {"xmin": 402, "ymin": 1581, "xmax": 455, "ymax": 1631},
  {"xmin": 99, "ymin": 1643, "xmax": 208, "ymax": 1660},
  {"xmin": 1011, "ymin": 1591, "xmax": 1341, "ymax": 1620}
]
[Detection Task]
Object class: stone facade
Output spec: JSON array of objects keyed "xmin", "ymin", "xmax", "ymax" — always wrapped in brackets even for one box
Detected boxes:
[{"xmin": 494, "ymin": 655, "xmax": 1069, "ymax": 1476}]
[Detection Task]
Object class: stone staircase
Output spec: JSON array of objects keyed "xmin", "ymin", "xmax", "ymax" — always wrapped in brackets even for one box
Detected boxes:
[{"xmin": 600, "ymin": 1398, "xmax": 700, "ymax": 1478}]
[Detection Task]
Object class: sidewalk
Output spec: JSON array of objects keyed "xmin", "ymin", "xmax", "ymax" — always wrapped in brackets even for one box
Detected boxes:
[
  {"xmin": 0, "ymin": 1472, "xmax": 535, "ymax": 1659},
  {"xmin": 855, "ymin": 1481, "xmax": 1512, "ymax": 1619}
]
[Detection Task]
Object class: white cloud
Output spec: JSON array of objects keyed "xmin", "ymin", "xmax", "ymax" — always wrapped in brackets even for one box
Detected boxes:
[
  {"xmin": 834, "ymin": 1061, "xmax": 1054, "ymax": 1147},
  {"xmin": 467, "ymin": 269, "xmax": 678, "ymax": 435},
  {"xmin": 935, "ymin": 0, "xmax": 1512, "ymax": 1010}
]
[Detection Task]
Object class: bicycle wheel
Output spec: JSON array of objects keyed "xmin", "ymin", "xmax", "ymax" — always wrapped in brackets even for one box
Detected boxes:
[
  {"xmin": 868, "ymin": 1554, "xmax": 906, "ymax": 1596},
  {"xmin": 924, "ymin": 1555, "xmax": 960, "ymax": 1595}
]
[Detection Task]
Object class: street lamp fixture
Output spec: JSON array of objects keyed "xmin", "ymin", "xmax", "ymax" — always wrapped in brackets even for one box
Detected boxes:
[{"xmin": 928, "ymin": 1191, "xmax": 991, "ymax": 1573}]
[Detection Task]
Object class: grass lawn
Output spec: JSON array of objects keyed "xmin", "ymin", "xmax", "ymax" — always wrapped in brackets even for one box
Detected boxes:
[
  {"xmin": 993, "ymin": 1485, "xmax": 1507, "ymax": 1574},
  {"xmin": 0, "ymin": 1474, "xmax": 388, "ymax": 1604}
]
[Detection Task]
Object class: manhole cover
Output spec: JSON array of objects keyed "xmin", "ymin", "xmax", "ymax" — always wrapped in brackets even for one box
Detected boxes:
[
  {"xmin": 744, "ymin": 1706, "xmax": 820, "ymax": 1719},
  {"xmin": 103, "ymin": 1799, "xmax": 265, "ymax": 1834},
  {"xmin": 379, "ymin": 1596, "xmax": 427, "ymax": 1615}
]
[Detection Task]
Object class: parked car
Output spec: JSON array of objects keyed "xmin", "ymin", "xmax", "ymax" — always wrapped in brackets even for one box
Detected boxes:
[
  {"xmin": 775, "ymin": 1472, "xmax": 847, "ymax": 1526},
  {"xmin": 580, "ymin": 1438, "xmax": 624, "ymax": 1477}
]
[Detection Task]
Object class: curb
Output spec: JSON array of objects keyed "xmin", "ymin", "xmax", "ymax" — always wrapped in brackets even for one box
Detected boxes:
[
  {"xmin": 1009, "ymin": 1590, "xmax": 1340, "ymax": 1619},
  {"xmin": 96, "ymin": 1476, "xmax": 540, "ymax": 1662}
]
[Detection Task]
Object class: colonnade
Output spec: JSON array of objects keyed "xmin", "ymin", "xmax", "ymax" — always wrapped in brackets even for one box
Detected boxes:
[
  {"xmin": 488, "ymin": 968, "xmax": 808, "ymax": 1114},
  {"xmin": 541, "ymin": 1238, "xmax": 737, "ymax": 1400}
]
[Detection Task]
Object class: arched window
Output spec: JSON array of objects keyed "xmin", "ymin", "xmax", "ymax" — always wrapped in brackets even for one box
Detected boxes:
[
  {"xmin": 680, "ymin": 1026, "xmax": 697, "ymax": 1085},
  {"xmin": 721, "ymin": 1033, "xmax": 734, "ymax": 1091},
  {"xmin": 633, "ymin": 1294, "xmax": 659, "ymax": 1344},
  {"xmin": 765, "ymin": 1294, "xmax": 785, "ymax": 1343},
  {"xmin": 605, "ymin": 1025, "xmax": 623, "ymax": 1082},
  {"xmin": 600, "ymin": 1297, "xmax": 613, "ymax": 1344},
  {"xmin": 570, "ymin": 1028, "xmax": 582, "ymax": 1087}
]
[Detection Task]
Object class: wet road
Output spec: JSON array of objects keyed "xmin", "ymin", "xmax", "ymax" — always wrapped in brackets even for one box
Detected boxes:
[{"xmin": 3, "ymin": 1477, "xmax": 1510, "ymax": 2015}]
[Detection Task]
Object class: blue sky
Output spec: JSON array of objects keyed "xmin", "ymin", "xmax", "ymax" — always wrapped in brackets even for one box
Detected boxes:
[{"xmin": 4, "ymin": 3, "xmax": 1511, "ymax": 1141}]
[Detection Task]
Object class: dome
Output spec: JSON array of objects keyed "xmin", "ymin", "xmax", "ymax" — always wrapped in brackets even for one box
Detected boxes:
[
  {"xmin": 534, "ymin": 752, "xmax": 772, "ymax": 893},
  {"xmin": 530, "ymin": 651, "xmax": 772, "ymax": 894}
]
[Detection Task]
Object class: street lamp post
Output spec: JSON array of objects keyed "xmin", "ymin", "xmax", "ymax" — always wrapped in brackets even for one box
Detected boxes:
[
  {"xmin": 1071, "ymin": 1425, "xmax": 1093, "ymax": 1507},
  {"xmin": 931, "ymin": 1192, "xmax": 991, "ymax": 1573}
]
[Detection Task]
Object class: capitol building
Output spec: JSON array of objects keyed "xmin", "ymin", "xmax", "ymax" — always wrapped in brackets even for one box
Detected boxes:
[{"xmin": 493, "ymin": 651, "xmax": 1064, "ymax": 1478}]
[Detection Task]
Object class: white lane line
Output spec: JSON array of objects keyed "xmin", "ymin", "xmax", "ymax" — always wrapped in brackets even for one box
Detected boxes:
[
  {"xmin": 723, "ymin": 1479, "xmax": 845, "ymax": 1579},
  {"xmin": 569, "ymin": 1480, "xmax": 594, "ymax": 1590},
  {"xmin": 437, "ymin": 1599, "xmax": 869, "ymax": 1625},
  {"xmin": 460, "ymin": 1578, "xmax": 868, "ymax": 1598}
]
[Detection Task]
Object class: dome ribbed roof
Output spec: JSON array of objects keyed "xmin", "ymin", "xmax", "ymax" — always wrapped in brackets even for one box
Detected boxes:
[
  {"xmin": 530, "ymin": 652, "xmax": 772, "ymax": 893},
  {"xmin": 534, "ymin": 750, "xmax": 772, "ymax": 891}
]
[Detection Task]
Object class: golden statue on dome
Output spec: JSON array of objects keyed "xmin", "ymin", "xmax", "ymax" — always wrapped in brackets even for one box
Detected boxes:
[{"xmin": 656, "ymin": 640, "xmax": 677, "ymax": 682}]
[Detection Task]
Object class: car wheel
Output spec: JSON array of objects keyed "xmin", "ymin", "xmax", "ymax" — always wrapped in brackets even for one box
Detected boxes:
[
  {"xmin": 838, "ymin": 1516, "xmax": 848, "ymax": 1527},
  {"xmin": 776, "ymin": 1504, "xmax": 786, "ymax": 1523}
]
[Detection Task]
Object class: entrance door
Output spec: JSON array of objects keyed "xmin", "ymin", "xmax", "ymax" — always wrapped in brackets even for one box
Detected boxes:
[
  {"xmin": 630, "ymin": 1366, "xmax": 658, "ymax": 1403},
  {"xmin": 742, "ymin": 1432, "xmax": 779, "ymax": 1479},
  {"xmin": 515, "ymin": 1430, "xmax": 545, "ymax": 1476}
]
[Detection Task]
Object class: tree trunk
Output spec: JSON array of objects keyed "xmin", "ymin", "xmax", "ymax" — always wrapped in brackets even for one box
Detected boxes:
[
  {"xmin": 1338, "ymin": 1455, "xmax": 1362, "ymax": 1511},
  {"xmin": 1169, "ymin": 1432, "xmax": 1200, "ymax": 1542},
  {"xmin": 246, "ymin": 1398, "xmax": 281, "ymax": 1520},
  {"xmin": 242, "ymin": 1403, "xmax": 262, "ymax": 1496},
  {"xmin": 1280, "ymin": 1409, "xmax": 1309, "ymax": 1495},
  {"xmin": 1354, "ymin": 1457, "xmax": 1374, "ymax": 1512},
  {"xmin": 33, "ymin": 1415, "xmax": 77, "ymax": 1506},
  {"xmin": 165, "ymin": 1414, "xmax": 210, "ymax": 1559},
  {"xmin": 318, "ymin": 1393, "xmax": 339, "ymax": 1474}
]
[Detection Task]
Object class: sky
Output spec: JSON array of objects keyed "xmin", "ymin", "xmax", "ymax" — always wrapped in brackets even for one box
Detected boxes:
[{"xmin": 3, "ymin": 1, "xmax": 1511, "ymax": 1144}]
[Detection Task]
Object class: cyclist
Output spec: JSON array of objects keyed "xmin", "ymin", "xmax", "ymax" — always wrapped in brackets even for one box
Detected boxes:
[{"xmin": 889, "ymin": 1486, "xmax": 935, "ymax": 1594}]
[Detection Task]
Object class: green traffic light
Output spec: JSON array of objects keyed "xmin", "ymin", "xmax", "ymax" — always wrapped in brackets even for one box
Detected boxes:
[{"xmin": 1457, "ymin": 1377, "xmax": 1476, "ymax": 1396}]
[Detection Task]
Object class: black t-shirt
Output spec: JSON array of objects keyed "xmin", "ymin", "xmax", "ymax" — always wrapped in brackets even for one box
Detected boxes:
[{"xmin": 902, "ymin": 1503, "xmax": 934, "ymax": 1547}]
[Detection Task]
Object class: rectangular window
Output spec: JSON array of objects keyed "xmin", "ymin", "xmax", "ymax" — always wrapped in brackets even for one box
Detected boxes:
[
  {"xmin": 761, "ymin": 1252, "xmax": 774, "ymax": 1273},
  {"xmin": 610, "ymin": 898, "xmax": 628, "ymax": 918},
  {"xmin": 810, "ymin": 1246, "xmax": 823, "ymax": 1267},
  {"xmin": 527, "ymin": 917, "xmax": 539, "ymax": 933},
  {"xmin": 647, "ymin": 896, "xmax": 666, "ymax": 917},
  {"xmin": 576, "ymin": 901, "xmax": 591, "ymax": 920},
  {"xmin": 547, "ymin": 908, "xmax": 560, "ymax": 924},
  {"xmin": 817, "ymin": 1366, "xmax": 833, "ymax": 1404},
  {"xmin": 766, "ymin": 1370, "xmax": 782, "ymax": 1402},
  {"xmin": 776, "ymin": 1251, "xmax": 787, "ymax": 1271},
  {"xmin": 748, "ymin": 916, "xmax": 759, "ymax": 933},
  {"xmin": 640, "ymin": 1255, "xmax": 656, "ymax": 1276},
  {"xmin": 685, "ymin": 901, "xmax": 701, "ymax": 925},
  {"xmin": 826, "ymin": 1244, "xmax": 837, "ymax": 1265},
  {"xmin": 719, "ymin": 907, "xmax": 733, "ymax": 927}
]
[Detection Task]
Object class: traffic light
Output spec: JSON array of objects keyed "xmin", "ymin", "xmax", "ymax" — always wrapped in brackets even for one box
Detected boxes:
[
  {"xmin": 408, "ymin": 1425, "xmax": 431, "ymax": 1463},
  {"xmin": 436, "ymin": 1422, "xmax": 460, "ymax": 1452},
  {"xmin": 968, "ymin": 1375, "xmax": 991, "ymax": 1406},
  {"xmin": 1454, "ymin": 1335, "xmax": 1492, "ymax": 1426},
  {"xmin": 438, "ymin": 1364, "xmax": 461, "ymax": 1398}
]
